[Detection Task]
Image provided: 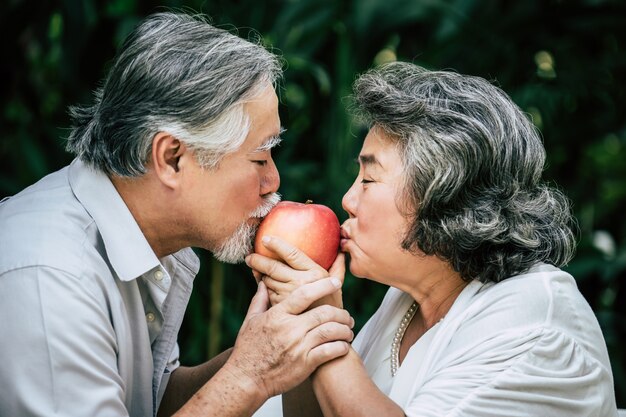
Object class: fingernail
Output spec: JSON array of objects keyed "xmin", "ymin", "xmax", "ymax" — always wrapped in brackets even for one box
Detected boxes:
[
  {"xmin": 244, "ymin": 255, "xmax": 251, "ymax": 265},
  {"xmin": 262, "ymin": 236, "xmax": 270, "ymax": 244},
  {"xmin": 330, "ymin": 277, "xmax": 341, "ymax": 287},
  {"xmin": 351, "ymin": 316, "xmax": 355, "ymax": 328}
]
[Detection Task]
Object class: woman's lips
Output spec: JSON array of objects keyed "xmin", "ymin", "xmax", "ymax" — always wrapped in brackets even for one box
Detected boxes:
[{"xmin": 340, "ymin": 227, "xmax": 350, "ymax": 250}]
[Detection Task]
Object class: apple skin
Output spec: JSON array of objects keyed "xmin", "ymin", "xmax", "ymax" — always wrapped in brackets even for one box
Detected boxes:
[{"xmin": 254, "ymin": 201, "xmax": 341, "ymax": 270}]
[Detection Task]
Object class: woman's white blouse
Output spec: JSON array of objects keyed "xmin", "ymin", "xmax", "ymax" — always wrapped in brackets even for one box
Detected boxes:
[{"xmin": 353, "ymin": 263, "xmax": 617, "ymax": 417}]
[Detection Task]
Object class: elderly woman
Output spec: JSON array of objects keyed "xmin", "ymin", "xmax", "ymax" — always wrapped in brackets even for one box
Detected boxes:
[{"xmin": 248, "ymin": 62, "xmax": 618, "ymax": 417}]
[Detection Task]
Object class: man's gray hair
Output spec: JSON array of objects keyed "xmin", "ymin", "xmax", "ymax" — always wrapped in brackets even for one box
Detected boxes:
[
  {"xmin": 66, "ymin": 12, "xmax": 282, "ymax": 176},
  {"xmin": 353, "ymin": 62, "xmax": 576, "ymax": 283}
]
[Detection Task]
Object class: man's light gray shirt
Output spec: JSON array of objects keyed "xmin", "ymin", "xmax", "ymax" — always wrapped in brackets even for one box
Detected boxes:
[{"xmin": 0, "ymin": 159, "xmax": 200, "ymax": 416}]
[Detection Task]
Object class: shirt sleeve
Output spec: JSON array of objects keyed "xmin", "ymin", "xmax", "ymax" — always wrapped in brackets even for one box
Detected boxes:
[
  {"xmin": 403, "ymin": 327, "xmax": 615, "ymax": 417},
  {"xmin": 0, "ymin": 266, "xmax": 129, "ymax": 417}
]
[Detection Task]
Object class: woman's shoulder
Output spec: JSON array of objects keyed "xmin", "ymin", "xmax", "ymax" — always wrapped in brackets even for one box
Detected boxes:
[
  {"xmin": 445, "ymin": 264, "xmax": 609, "ymax": 365},
  {"xmin": 465, "ymin": 264, "xmax": 578, "ymax": 320}
]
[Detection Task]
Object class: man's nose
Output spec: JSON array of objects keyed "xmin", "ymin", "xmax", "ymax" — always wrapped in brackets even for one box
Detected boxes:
[{"xmin": 261, "ymin": 158, "xmax": 280, "ymax": 196}]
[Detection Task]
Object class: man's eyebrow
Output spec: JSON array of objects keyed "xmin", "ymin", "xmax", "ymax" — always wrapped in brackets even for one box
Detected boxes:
[{"xmin": 252, "ymin": 127, "xmax": 286, "ymax": 153}]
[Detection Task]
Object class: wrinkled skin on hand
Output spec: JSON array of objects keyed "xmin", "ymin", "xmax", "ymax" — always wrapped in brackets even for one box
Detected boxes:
[
  {"xmin": 225, "ymin": 278, "xmax": 354, "ymax": 399},
  {"xmin": 245, "ymin": 236, "xmax": 345, "ymax": 309}
]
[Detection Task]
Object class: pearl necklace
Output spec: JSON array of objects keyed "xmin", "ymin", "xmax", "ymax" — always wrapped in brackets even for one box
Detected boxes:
[{"xmin": 390, "ymin": 301, "xmax": 418, "ymax": 376}]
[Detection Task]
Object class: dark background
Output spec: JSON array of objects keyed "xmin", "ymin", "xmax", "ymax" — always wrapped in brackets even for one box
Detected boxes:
[{"xmin": 2, "ymin": 0, "xmax": 625, "ymax": 406}]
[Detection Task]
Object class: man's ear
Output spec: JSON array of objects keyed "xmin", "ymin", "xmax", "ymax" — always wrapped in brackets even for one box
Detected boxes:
[{"xmin": 151, "ymin": 132, "xmax": 187, "ymax": 189}]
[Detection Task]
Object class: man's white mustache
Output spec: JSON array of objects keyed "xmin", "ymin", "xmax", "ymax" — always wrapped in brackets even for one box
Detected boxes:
[{"xmin": 250, "ymin": 192, "xmax": 281, "ymax": 218}]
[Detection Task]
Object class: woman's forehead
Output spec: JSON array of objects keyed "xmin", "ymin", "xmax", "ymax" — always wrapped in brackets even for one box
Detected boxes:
[{"xmin": 361, "ymin": 130, "xmax": 402, "ymax": 168}]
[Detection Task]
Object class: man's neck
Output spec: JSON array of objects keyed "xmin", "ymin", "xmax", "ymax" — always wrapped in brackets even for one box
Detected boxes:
[{"xmin": 110, "ymin": 174, "xmax": 185, "ymax": 258}]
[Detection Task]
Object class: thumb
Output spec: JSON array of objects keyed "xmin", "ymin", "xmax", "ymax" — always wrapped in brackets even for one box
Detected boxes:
[
  {"xmin": 328, "ymin": 252, "xmax": 346, "ymax": 282},
  {"xmin": 245, "ymin": 281, "xmax": 270, "ymax": 319}
]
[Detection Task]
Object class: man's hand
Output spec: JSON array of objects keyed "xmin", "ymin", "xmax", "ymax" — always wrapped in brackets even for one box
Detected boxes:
[
  {"xmin": 245, "ymin": 236, "xmax": 345, "ymax": 308},
  {"xmin": 223, "ymin": 277, "xmax": 353, "ymax": 401}
]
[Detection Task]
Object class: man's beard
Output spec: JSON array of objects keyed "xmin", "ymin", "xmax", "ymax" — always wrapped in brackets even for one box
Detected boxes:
[{"xmin": 213, "ymin": 193, "xmax": 281, "ymax": 264}]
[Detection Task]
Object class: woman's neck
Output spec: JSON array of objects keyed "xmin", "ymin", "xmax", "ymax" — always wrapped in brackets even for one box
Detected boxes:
[
  {"xmin": 398, "ymin": 264, "xmax": 468, "ymax": 365},
  {"xmin": 400, "ymin": 256, "xmax": 468, "ymax": 329}
]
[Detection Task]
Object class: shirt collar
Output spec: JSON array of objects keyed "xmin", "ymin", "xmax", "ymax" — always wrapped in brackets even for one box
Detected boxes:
[{"xmin": 68, "ymin": 158, "xmax": 175, "ymax": 281}]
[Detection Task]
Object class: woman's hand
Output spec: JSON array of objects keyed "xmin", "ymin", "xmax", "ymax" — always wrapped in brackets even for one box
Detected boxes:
[{"xmin": 245, "ymin": 236, "xmax": 345, "ymax": 308}]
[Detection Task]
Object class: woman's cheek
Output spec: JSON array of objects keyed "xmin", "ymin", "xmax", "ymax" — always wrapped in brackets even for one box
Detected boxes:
[{"xmin": 345, "ymin": 242, "xmax": 368, "ymax": 278}]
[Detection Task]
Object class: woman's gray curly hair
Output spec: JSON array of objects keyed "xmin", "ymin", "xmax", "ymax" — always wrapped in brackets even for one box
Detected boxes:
[{"xmin": 353, "ymin": 62, "xmax": 576, "ymax": 283}]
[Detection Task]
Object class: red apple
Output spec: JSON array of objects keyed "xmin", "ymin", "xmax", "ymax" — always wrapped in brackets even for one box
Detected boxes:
[{"xmin": 254, "ymin": 200, "xmax": 340, "ymax": 270}]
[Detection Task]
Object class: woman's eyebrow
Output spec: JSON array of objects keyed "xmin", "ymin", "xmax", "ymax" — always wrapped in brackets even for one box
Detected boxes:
[{"xmin": 358, "ymin": 154, "xmax": 382, "ymax": 168}]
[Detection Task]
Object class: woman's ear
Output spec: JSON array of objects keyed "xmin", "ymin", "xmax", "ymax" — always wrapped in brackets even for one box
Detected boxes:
[{"xmin": 151, "ymin": 132, "xmax": 187, "ymax": 189}]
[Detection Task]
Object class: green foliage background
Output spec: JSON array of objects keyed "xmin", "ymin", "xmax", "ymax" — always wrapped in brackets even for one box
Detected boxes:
[{"xmin": 2, "ymin": 0, "xmax": 625, "ymax": 406}]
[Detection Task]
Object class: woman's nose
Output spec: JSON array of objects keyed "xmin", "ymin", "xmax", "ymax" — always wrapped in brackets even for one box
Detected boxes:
[{"xmin": 342, "ymin": 180, "xmax": 358, "ymax": 218}]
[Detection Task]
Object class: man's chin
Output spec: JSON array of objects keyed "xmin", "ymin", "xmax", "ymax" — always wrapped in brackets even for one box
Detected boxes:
[
  {"xmin": 213, "ymin": 241, "xmax": 254, "ymax": 264},
  {"xmin": 213, "ymin": 194, "xmax": 279, "ymax": 263},
  {"xmin": 212, "ymin": 224, "xmax": 256, "ymax": 264},
  {"xmin": 213, "ymin": 248, "xmax": 250, "ymax": 264}
]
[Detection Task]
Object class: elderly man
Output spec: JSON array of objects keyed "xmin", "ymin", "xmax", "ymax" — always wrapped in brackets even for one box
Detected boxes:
[{"xmin": 0, "ymin": 12, "xmax": 352, "ymax": 417}]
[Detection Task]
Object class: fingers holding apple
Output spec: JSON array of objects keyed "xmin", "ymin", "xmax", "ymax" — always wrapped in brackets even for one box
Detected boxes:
[
  {"xmin": 251, "ymin": 235, "xmax": 327, "ymax": 277},
  {"xmin": 253, "ymin": 200, "xmax": 341, "ymax": 270},
  {"xmin": 261, "ymin": 254, "xmax": 345, "ymax": 307},
  {"xmin": 246, "ymin": 236, "xmax": 334, "ymax": 302},
  {"xmin": 250, "ymin": 271, "xmax": 281, "ymax": 304},
  {"xmin": 262, "ymin": 274, "xmax": 298, "ymax": 305},
  {"xmin": 247, "ymin": 200, "xmax": 344, "ymax": 308},
  {"xmin": 327, "ymin": 250, "xmax": 347, "ymax": 285},
  {"xmin": 251, "ymin": 269, "xmax": 263, "ymax": 284}
]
